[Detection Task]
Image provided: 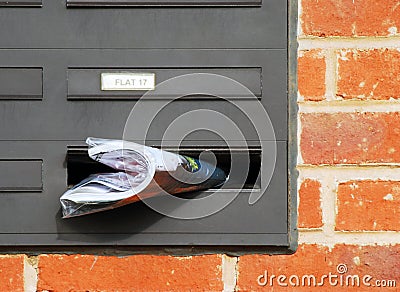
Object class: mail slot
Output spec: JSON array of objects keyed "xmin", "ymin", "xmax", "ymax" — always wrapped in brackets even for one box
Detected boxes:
[
  {"xmin": 0, "ymin": 0, "xmax": 297, "ymax": 252},
  {"xmin": 66, "ymin": 0, "xmax": 261, "ymax": 6},
  {"xmin": 0, "ymin": 0, "xmax": 41, "ymax": 6},
  {"xmin": 0, "ymin": 68, "xmax": 42, "ymax": 100},
  {"xmin": 68, "ymin": 68, "xmax": 262, "ymax": 99},
  {"xmin": 0, "ymin": 160, "xmax": 42, "ymax": 192},
  {"xmin": 67, "ymin": 146, "xmax": 262, "ymax": 189}
]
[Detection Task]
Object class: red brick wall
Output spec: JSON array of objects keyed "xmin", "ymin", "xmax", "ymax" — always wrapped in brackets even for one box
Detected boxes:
[
  {"xmin": 286, "ymin": 0, "xmax": 400, "ymax": 291},
  {"xmin": 2, "ymin": 1, "xmax": 400, "ymax": 291}
]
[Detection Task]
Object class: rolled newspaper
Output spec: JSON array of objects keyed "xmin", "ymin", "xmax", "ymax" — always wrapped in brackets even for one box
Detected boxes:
[{"xmin": 60, "ymin": 137, "xmax": 227, "ymax": 218}]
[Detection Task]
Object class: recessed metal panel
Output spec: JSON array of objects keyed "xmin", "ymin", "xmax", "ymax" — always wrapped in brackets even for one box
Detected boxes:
[
  {"xmin": 67, "ymin": 0, "xmax": 261, "ymax": 6},
  {"xmin": 0, "ymin": 160, "xmax": 42, "ymax": 191},
  {"xmin": 0, "ymin": 68, "xmax": 42, "ymax": 100},
  {"xmin": 0, "ymin": 0, "xmax": 41, "ymax": 6},
  {"xmin": 69, "ymin": 68, "xmax": 262, "ymax": 99}
]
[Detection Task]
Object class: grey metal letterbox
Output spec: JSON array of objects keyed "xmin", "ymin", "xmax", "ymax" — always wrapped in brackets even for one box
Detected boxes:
[{"xmin": 0, "ymin": 0, "xmax": 297, "ymax": 253}]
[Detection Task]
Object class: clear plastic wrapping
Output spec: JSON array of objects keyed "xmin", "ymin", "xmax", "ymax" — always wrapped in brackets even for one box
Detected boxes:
[{"xmin": 60, "ymin": 137, "xmax": 227, "ymax": 218}]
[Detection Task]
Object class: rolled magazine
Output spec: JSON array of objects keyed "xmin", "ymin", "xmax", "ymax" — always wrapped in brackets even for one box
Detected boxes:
[{"xmin": 60, "ymin": 137, "xmax": 227, "ymax": 218}]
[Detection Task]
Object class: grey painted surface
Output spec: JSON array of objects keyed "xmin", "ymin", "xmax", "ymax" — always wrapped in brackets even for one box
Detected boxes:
[
  {"xmin": 0, "ymin": 160, "xmax": 42, "ymax": 191},
  {"xmin": 0, "ymin": 49, "xmax": 287, "ymax": 141},
  {"xmin": 0, "ymin": 68, "xmax": 42, "ymax": 99},
  {"xmin": 0, "ymin": 0, "xmax": 285, "ymax": 48}
]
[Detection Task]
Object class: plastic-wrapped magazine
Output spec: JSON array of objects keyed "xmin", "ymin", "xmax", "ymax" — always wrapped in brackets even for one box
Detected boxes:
[{"xmin": 60, "ymin": 137, "xmax": 227, "ymax": 218}]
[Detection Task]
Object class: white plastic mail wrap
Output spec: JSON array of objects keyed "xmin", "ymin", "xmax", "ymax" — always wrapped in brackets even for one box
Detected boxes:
[{"xmin": 60, "ymin": 137, "xmax": 227, "ymax": 218}]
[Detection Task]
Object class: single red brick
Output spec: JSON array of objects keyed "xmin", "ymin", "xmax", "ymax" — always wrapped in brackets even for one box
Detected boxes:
[
  {"xmin": 237, "ymin": 245, "xmax": 330, "ymax": 291},
  {"xmin": 0, "ymin": 256, "xmax": 25, "ymax": 292},
  {"xmin": 298, "ymin": 50, "xmax": 326, "ymax": 101},
  {"xmin": 337, "ymin": 180, "xmax": 400, "ymax": 231},
  {"xmin": 37, "ymin": 254, "xmax": 222, "ymax": 292},
  {"xmin": 300, "ymin": 112, "xmax": 400, "ymax": 165},
  {"xmin": 237, "ymin": 244, "xmax": 400, "ymax": 291},
  {"xmin": 298, "ymin": 179, "xmax": 323, "ymax": 228},
  {"xmin": 301, "ymin": 0, "xmax": 400, "ymax": 37},
  {"xmin": 352, "ymin": 0, "xmax": 400, "ymax": 36},
  {"xmin": 337, "ymin": 49, "xmax": 400, "ymax": 100},
  {"xmin": 301, "ymin": 0, "xmax": 355, "ymax": 37}
]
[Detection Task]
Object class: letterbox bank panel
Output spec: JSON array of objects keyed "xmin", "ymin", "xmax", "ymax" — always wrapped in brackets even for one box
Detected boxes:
[{"xmin": 0, "ymin": 0, "xmax": 297, "ymax": 251}]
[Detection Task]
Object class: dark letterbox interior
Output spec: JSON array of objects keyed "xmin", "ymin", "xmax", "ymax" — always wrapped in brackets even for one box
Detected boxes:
[{"xmin": 0, "ymin": 0, "xmax": 297, "ymax": 252}]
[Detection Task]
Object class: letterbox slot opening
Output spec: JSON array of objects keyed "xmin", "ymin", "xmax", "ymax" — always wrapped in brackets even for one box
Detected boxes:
[
  {"xmin": 161, "ymin": 147, "xmax": 261, "ymax": 191},
  {"xmin": 67, "ymin": 146, "xmax": 261, "ymax": 190},
  {"xmin": 66, "ymin": 0, "xmax": 262, "ymax": 7},
  {"xmin": 67, "ymin": 147, "xmax": 116, "ymax": 186}
]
